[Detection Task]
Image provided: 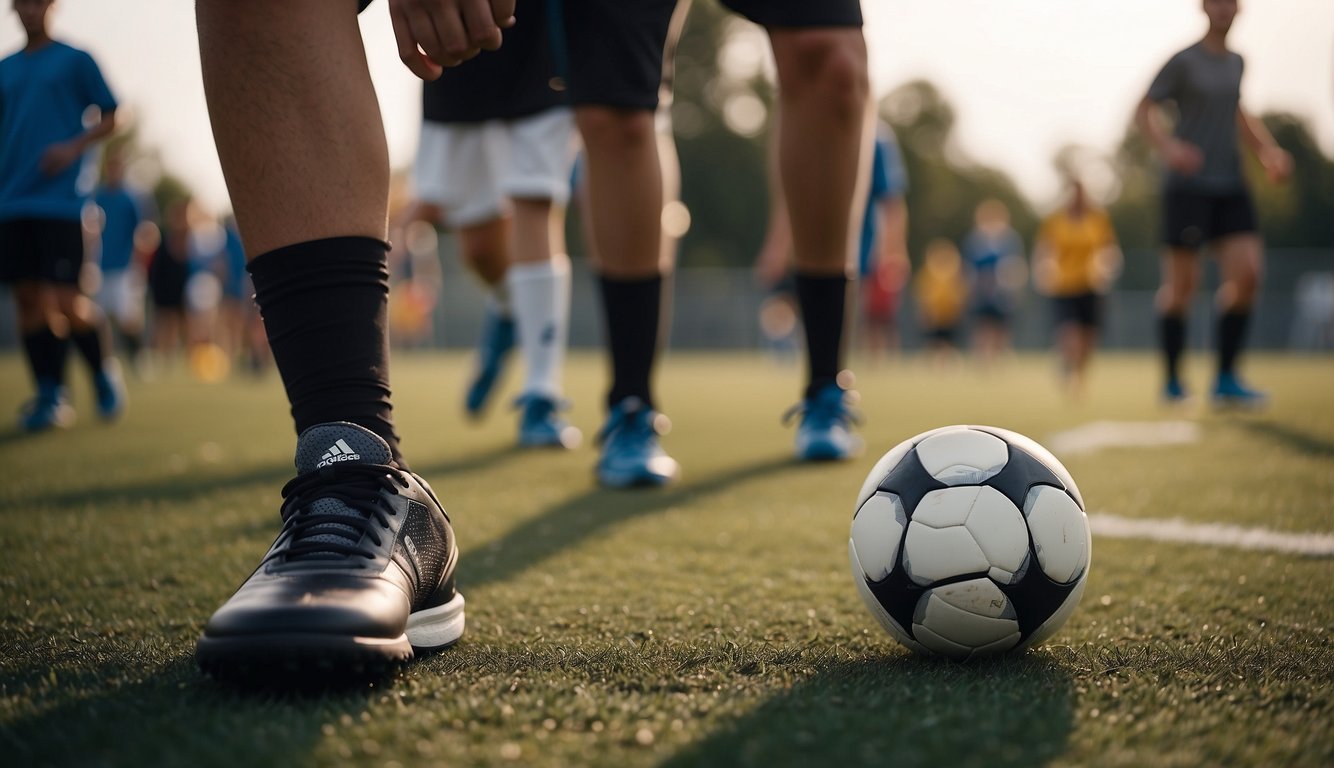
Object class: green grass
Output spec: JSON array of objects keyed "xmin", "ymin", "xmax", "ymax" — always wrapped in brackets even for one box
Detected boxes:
[{"xmin": 1, "ymin": 350, "xmax": 1331, "ymax": 767}]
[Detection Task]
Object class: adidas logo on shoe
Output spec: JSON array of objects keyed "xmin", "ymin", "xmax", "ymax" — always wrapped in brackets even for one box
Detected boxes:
[{"xmin": 317, "ymin": 438, "xmax": 361, "ymax": 467}]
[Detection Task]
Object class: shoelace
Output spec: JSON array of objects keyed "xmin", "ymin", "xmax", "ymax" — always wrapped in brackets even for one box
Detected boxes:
[
  {"xmin": 781, "ymin": 393, "xmax": 864, "ymax": 427},
  {"xmin": 265, "ymin": 463, "xmax": 409, "ymax": 568}
]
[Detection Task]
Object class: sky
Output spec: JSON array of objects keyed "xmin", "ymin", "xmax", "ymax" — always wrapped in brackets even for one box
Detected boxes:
[{"xmin": 3, "ymin": 0, "xmax": 1331, "ymax": 214}]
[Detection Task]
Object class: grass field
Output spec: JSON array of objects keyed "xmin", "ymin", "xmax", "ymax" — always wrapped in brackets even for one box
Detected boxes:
[{"xmin": 1, "ymin": 350, "xmax": 1331, "ymax": 767}]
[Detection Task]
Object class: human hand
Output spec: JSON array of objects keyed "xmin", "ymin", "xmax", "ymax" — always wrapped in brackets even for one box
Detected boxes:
[
  {"xmin": 39, "ymin": 141, "xmax": 82, "ymax": 176},
  {"xmin": 388, "ymin": 0, "xmax": 516, "ymax": 80},
  {"xmin": 1162, "ymin": 139, "xmax": 1204, "ymax": 176},
  {"xmin": 1258, "ymin": 144, "xmax": 1293, "ymax": 185}
]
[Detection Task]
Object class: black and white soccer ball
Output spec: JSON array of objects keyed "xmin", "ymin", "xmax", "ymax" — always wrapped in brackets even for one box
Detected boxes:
[{"xmin": 849, "ymin": 425, "xmax": 1091, "ymax": 659}]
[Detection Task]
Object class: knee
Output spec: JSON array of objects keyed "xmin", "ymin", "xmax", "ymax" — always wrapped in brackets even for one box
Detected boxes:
[
  {"xmin": 576, "ymin": 108, "xmax": 656, "ymax": 157},
  {"xmin": 777, "ymin": 31, "xmax": 869, "ymax": 113}
]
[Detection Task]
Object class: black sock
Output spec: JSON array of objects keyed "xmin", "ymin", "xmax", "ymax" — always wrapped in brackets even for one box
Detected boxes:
[
  {"xmin": 1217, "ymin": 310, "xmax": 1250, "ymax": 377},
  {"xmin": 794, "ymin": 272, "xmax": 849, "ymax": 400},
  {"xmin": 21, "ymin": 327, "xmax": 69, "ymax": 389},
  {"xmin": 1159, "ymin": 314, "xmax": 1186, "ymax": 384},
  {"xmin": 247, "ymin": 237, "xmax": 404, "ymax": 466},
  {"xmin": 70, "ymin": 322, "xmax": 109, "ymax": 374},
  {"xmin": 598, "ymin": 274, "xmax": 663, "ymax": 409}
]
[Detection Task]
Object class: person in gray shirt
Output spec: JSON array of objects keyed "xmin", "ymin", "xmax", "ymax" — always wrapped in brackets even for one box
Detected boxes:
[{"xmin": 1134, "ymin": 0, "xmax": 1292, "ymax": 408}]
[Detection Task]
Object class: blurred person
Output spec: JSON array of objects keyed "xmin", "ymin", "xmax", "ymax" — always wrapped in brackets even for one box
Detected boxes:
[
  {"xmin": 914, "ymin": 238, "xmax": 967, "ymax": 368},
  {"xmin": 0, "ymin": 0, "xmax": 125, "ymax": 430},
  {"xmin": 1033, "ymin": 179, "xmax": 1122, "ymax": 399},
  {"xmin": 192, "ymin": 0, "xmax": 514, "ymax": 683},
  {"xmin": 395, "ymin": 0, "xmax": 580, "ymax": 448},
  {"xmin": 1135, "ymin": 0, "xmax": 1292, "ymax": 407},
  {"xmin": 573, "ymin": 0, "xmax": 870, "ymax": 486},
  {"xmin": 92, "ymin": 143, "xmax": 148, "ymax": 366},
  {"xmin": 144, "ymin": 198, "xmax": 197, "ymax": 370},
  {"xmin": 961, "ymin": 198, "xmax": 1024, "ymax": 366}
]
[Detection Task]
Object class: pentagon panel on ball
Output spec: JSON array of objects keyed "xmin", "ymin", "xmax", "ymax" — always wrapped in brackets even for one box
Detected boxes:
[{"xmin": 848, "ymin": 425, "xmax": 1091, "ymax": 660}]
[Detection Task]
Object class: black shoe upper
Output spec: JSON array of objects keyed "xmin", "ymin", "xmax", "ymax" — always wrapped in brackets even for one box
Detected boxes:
[{"xmin": 202, "ymin": 423, "xmax": 457, "ymax": 642}]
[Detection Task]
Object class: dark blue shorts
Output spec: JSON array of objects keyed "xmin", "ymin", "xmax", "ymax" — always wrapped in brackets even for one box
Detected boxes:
[
  {"xmin": 1161, "ymin": 187, "xmax": 1257, "ymax": 249},
  {"xmin": 0, "ymin": 217, "xmax": 85, "ymax": 286}
]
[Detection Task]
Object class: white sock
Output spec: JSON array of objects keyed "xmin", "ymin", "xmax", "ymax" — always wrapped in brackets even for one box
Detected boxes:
[{"xmin": 507, "ymin": 258, "xmax": 570, "ymax": 399}]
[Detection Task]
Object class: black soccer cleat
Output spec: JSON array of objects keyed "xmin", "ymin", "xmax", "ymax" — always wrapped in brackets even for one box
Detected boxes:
[{"xmin": 197, "ymin": 422, "xmax": 464, "ymax": 687}]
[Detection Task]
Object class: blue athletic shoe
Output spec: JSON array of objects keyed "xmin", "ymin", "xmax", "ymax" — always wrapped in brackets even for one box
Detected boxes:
[
  {"xmin": 1162, "ymin": 379, "xmax": 1189, "ymax": 405},
  {"xmin": 1212, "ymin": 373, "xmax": 1268, "ymax": 410},
  {"xmin": 785, "ymin": 383, "xmax": 863, "ymax": 462},
  {"xmin": 94, "ymin": 360, "xmax": 127, "ymax": 422},
  {"xmin": 464, "ymin": 308, "xmax": 515, "ymax": 419},
  {"xmin": 595, "ymin": 397, "xmax": 679, "ymax": 488},
  {"xmin": 516, "ymin": 394, "xmax": 582, "ymax": 449},
  {"xmin": 19, "ymin": 380, "xmax": 75, "ymax": 433}
]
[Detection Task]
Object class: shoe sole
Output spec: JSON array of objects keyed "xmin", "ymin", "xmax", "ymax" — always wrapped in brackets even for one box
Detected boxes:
[
  {"xmin": 597, "ymin": 468, "xmax": 678, "ymax": 489},
  {"xmin": 197, "ymin": 593, "xmax": 465, "ymax": 688}
]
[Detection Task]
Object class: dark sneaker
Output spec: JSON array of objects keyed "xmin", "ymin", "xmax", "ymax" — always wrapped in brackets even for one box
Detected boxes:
[
  {"xmin": 464, "ymin": 307, "xmax": 515, "ymax": 419},
  {"xmin": 1212, "ymin": 373, "xmax": 1269, "ymax": 410},
  {"xmin": 1162, "ymin": 378, "xmax": 1190, "ymax": 406},
  {"xmin": 595, "ymin": 397, "xmax": 679, "ymax": 488},
  {"xmin": 515, "ymin": 393, "xmax": 581, "ymax": 449},
  {"xmin": 785, "ymin": 383, "xmax": 863, "ymax": 462},
  {"xmin": 197, "ymin": 422, "xmax": 464, "ymax": 686},
  {"xmin": 18, "ymin": 379, "xmax": 74, "ymax": 433},
  {"xmin": 94, "ymin": 359, "xmax": 127, "ymax": 422}
]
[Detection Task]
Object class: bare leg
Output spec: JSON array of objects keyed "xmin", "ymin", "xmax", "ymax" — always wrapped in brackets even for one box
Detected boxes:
[
  {"xmin": 197, "ymin": 0, "xmax": 388, "ymax": 256},
  {"xmin": 576, "ymin": 107, "xmax": 664, "ymax": 279}
]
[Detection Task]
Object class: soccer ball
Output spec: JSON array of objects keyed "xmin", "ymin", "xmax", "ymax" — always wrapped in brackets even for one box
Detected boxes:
[{"xmin": 848, "ymin": 425, "xmax": 1091, "ymax": 659}]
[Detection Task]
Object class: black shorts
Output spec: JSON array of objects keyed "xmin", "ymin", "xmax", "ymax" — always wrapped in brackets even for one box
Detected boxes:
[
  {"xmin": 1161, "ymin": 188, "xmax": 1257, "ymax": 249},
  {"xmin": 1052, "ymin": 292, "xmax": 1102, "ymax": 330},
  {"xmin": 565, "ymin": 0, "xmax": 863, "ymax": 109},
  {"xmin": 0, "ymin": 217, "xmax": 86, "ymax": 285}
]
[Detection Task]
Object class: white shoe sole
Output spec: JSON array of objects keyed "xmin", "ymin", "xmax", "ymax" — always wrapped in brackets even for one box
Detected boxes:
[{"xmin": 406, "ymin": 592, "xmax": 466, "ymax": 650}]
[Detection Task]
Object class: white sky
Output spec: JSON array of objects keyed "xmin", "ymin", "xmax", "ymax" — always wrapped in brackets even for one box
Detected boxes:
[{"xmin": 4, "ymin": 0, "xmax": 1330, "ymax": 214}]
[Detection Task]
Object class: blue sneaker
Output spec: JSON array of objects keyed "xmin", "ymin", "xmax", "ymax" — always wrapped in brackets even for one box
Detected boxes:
[
  {"xmin": 1212, "ymin": 373, "xmax": 1269, "ymax": 410},
  {"xmin": 595, "ymin": 397, "xmax": 679, "ymax": 488},
  {"xmin": 516, "ymin": 394, "xmax": 582, "ymax": 449},
  {"xmin": 785, "ymin": 383, "xmax": 863, "ymax": 462},
  {"xmin": 1162, "ymin": 379, "xmax": 1190, "ymax": 405},
  {"xmin": 94, "ymin": 359, "xmax": 127, "ymax": 422},
  {"xmin": 19, "ymin": 380, "xmax": 75, "ymax": 433},
  {"xmin": 464, "ymin": 308, "xmax": 515, "ymax": 419}
]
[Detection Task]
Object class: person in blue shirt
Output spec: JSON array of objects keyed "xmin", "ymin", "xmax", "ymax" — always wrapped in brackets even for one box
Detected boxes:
[
  {"xmin": 0, "ymin": 0, "xmax": 124, "ymax": 430},
  {"xmin": 961, "ymin": 198, "xmax": 1025, "ymax": 366},
  {"xmin": 92, "ymin": 144, "xmax": 147, "ymax": 366},
  {"xmin": 858, "ymin": 126, "xmax": 910, "ymax": 361}
]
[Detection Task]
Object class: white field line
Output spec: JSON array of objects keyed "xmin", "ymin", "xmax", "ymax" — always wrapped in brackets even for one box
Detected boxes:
[
  {"xmin": 1088, "ymin": 513, "xmax": 1334, "ymax": 557},
  {"xmin": 1047, "ymin": 420, "xmax": 1200, "ymax": 457}
]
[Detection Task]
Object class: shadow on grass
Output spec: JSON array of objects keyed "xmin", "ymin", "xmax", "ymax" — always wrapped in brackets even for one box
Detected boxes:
[
  {"xmin": 461, "ymin": 454, "xmax": 798, "ymax": 591},
  {"xmin": 0, "ymin": 655, "xmax": 382, "ymax": 767},
  {"xmin": 657, "ymin": 654, "xmax": 1077, "ymax": 768},
  {"xmin": 1233, "ymin": 419, "xmax": 1334, "ymax": 458}
]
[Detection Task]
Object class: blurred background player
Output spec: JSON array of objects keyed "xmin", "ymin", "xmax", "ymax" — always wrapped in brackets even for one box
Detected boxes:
[
  {"xmin": 92, "ymin": 143, "xmax": 148, "ymax": 368},
  {"xmin": 0, "ymin": 0, "xmax": 124, "ymax": 430},
  {"xmin": 396, "ymin": 0, "xmax": 579, "ymax": 448},
  {"xmin": 570, "ymin": 0, "xmax": 869, "ymax": 486},
  {"xmin": 145, "ymin": 198, "xmax": 192, "ymax": 369},
  {"xmin": 1033, "ymin": 178, "xmax": 1122, "ymax": 399},
  {"xmin": 1135, "ymin": 0, "xmax": 1292, "ymax": 407},
  {"xmin": 192, "ymin": 0, "xmax": 515, "ymax": 683},
  {"xmin": 961, "ymin": 198, "xmax": 1025, "ymax": 367},
  {"xmin": 914, "ymin": 238, "xmax": 967, "ymax": 368}
]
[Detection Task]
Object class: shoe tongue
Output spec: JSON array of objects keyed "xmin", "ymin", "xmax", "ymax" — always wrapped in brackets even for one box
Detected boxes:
[{"xmin": 295, "ymin": 422, "xmax": 393, "ymax": 475}]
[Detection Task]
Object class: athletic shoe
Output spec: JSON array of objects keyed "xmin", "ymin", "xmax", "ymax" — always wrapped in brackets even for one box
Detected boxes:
[
  {"xmin": 94, "ymin": 359, "xmax": 127, "ymax": 422},
  {"xmin": 18, "ymin": 380, "xmax": 75, "ymax": 433},
  {"xmin": 595, "ymin": 397, "xmax": 679, "ymax": 488},
  {"xmin": 784, "ymin": 383, "xmax": 863, "ymax": 462},
  {"xmin": 464, "ymin": 308, "xmax": 515, "ymax": 419},
  {"xmin": 1211, "ymin": 373, "xmax": 1269, "ymax": 410},
  {"xmin": 1162, "ymin": 378, "xmax": 1189, "ymax": 405},
  {"xmin": 515, "ymin": 394, "xmax": 581, "ymax": 449},
  {"xmin": 197, "ymin": 422, "xmax": 464, "ymax": 687}
]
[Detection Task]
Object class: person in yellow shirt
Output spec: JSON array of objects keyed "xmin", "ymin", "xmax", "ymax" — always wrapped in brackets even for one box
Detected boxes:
[
  {"xmin": 1033, "ymin": 179, "xmax": 1122, "ymax": 398},
  {"xmin": 915, "ymin": 238, "xmax": 968, "ymax": 366}
]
